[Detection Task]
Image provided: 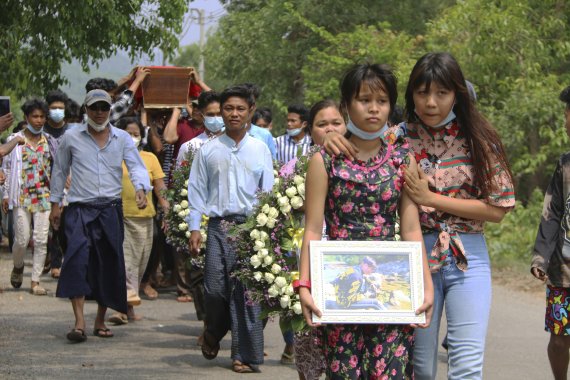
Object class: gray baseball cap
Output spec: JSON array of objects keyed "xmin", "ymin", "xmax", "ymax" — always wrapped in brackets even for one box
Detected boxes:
[{"xmin": 84, "ymin": 89, "xmax": 112, "ymax": 107}]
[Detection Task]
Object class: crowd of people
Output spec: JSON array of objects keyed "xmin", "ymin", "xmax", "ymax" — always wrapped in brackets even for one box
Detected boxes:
[{"xmin": 1, "ymin": 51, "xmax": 569, "ymax": 380}]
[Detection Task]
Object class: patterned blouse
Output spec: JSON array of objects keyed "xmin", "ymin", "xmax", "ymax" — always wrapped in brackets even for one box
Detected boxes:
[
  {"xmin": 321, "ymin": 129, "xmax": 409, "ymax": 241},
  {"xmin": 404, "ymin": 120, "xmax": 515, "ymax": 271},
  {"xmin": 20, "ymin": 136, "xmax": 51, "ymax": 212}
]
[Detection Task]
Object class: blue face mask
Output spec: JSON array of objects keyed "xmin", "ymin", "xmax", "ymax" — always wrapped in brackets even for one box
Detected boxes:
[
  {"xmin": 27, "ymin": 123, "xmax": 43, "ymax": 135},
  {"xmin": 346, "ymin": 116, "xmax": 386, "ymax": 140},
  {"xmin": 203, "ymin": 116, "xmax": 225, "ymax": 133},
  {"xmin": 49, "ymin": 108, "xmax": 65, "ymax": 123},
  {"xmin": 286, "ymin": 127, "xmax": 303, "ymax": 137},
  {"xmin": 416, "ymin": 108, "xmax": 456, "ymax": 129}
]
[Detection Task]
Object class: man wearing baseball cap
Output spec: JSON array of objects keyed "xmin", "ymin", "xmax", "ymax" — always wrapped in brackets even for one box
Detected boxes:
[{"xmin": 49, "ymin": 89, "xmax": 151, "ymax": 343}]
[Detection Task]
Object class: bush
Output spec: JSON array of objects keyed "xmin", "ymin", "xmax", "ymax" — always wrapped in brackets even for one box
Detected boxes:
[{"xmin": 485, "ymin": 188, "xmax": 544, "ymax": 269}]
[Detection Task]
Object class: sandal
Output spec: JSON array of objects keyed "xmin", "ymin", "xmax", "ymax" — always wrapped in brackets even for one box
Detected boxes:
[
  {"xmin": 10, "ymin": 266, "xmax": 24, "ymax": 289},
  {"xmin": 280, "ymin": 351, "xmax": 295, "ymax": 365},
  {"xmin": 93, "ymin": 328, "xmax": 114, "ymax": 338},
  {"xmin": 30, "ymin": 284, "xmax": 48, "ymax": 296},
  {"xmin": 66, "ymin": 328, "xmax": 87, "ymax": 343},
  {"xmin": 141, "ymin": 283, "xmax": 158, "ymax": 300},
  {"xmin": 51, "ymin": 268, "xmax": 60, "ymax": 279},
  {"xmin": 176, "ymin": 294, "xmax": 193, "ymax": 303},
  {"xmin": 201, "ymin": 330, "xmax": 220, "ymax": 360},
  {"xmin": 108, "ymin": 313, "xmax": 129, "ymax": 325},
  {"xmin": 232, "ymin": 360, "xmax": 261, "ymax": 373}
]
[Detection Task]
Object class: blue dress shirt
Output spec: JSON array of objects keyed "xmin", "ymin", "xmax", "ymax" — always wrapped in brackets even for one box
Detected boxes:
[
  {"xmin": 248, "ymin": 123, "xmax": 276, "ymax": 159},
  {"xmin": 188, "ymin": 133, "xmax": 274, "ymax": 231},
  {"xmin": 50, "ymin": 124, "xmax": 151, "ymax": 204}
]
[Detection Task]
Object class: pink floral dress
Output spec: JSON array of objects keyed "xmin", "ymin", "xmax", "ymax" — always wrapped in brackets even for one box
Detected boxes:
[{"xmin": 320, "ymin": 130, "xmax": 414, "ymax": 380}]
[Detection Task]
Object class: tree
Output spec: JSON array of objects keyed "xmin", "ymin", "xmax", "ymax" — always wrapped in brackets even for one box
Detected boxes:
[{"xmin": 0, "ymin": 0, "xmax": 189, "ymax": 97}]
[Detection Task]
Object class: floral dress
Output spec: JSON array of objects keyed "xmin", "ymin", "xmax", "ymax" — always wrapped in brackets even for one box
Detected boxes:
[{"xmin": 321, "ymin": 130, "xmax": 414, "ymax": 380}]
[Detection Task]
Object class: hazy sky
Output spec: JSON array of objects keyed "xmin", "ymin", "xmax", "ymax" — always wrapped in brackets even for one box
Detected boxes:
[{"xmin": 180, "ymin": 0, "xmax": 226, "ymax": 46}]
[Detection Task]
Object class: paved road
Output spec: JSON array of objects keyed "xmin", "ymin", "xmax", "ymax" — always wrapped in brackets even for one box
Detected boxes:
[{"xmin": 0, "ymin": 249, "xmax": 551, "ymax": 379}]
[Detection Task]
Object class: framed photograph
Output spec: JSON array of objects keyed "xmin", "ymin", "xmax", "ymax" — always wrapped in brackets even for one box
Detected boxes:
[{"xmin": 310, "ymin": 240, "xmax": 425, "ymax": 324}]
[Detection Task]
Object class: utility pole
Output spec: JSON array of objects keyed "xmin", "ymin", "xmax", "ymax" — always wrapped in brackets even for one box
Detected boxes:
[{"xmin": 190, "ymin": 8, "xmax": 206, "ymax": 79}]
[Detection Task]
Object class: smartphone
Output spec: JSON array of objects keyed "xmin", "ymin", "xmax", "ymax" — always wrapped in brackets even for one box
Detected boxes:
[{"xmin": 0, "ymin": 96, "xmax": 10, "ymax": 117}]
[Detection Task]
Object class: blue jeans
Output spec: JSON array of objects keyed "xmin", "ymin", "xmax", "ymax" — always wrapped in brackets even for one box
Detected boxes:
[{"xmin": 414, "ymin": 232, "xmax": 491, "ymax": 380}]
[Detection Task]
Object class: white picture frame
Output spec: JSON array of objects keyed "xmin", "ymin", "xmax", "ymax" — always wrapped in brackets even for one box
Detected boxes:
[{"xmin": 310, "ymin": 240, "xmax": 425, "ymax": 324}]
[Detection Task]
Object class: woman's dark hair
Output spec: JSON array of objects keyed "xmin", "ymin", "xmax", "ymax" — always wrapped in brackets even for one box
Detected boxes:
[
  {"xmin": 252, "ymin": 107, "xmax": 272, "ymax": 125},
  {"xmin": 404, "ymin": 52, "xmax": 513, "ymax": 197},
  {"xmin": 560, "ymin": 86, "xmax": 570, "ymax": 107},
  {"xmin": 21, "ymin": 98, "xmax": 48, "ymax": 117},
  {"xmin": 198, "ymin": 91, "xmax": 220, "ymax": 111},
  {"xmin": 45, "ymin": 89, "xmax": 69, "ymax": 106},
  {"xmin": 340, "ymin": 63, "xmax": 398, "ymax": 119},
  {"xmin": 220, "ymin": 85, "xmax": 255, "ymax": 107},
  {"xmin": 116, "ymin": 116, "xmax": 145, "ymax": 139},
  {"xmin": 307, "ymin": 99, "xmax": 341, "ymax": 137}
]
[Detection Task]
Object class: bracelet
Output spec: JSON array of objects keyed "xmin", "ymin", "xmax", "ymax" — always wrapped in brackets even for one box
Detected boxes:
[{"xmin": 293, "ymin": 279, "xmax": 311, "ymax": 293}]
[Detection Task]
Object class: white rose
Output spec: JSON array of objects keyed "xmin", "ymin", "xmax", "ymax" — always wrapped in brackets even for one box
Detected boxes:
[
  {"xmin": 267, "ymin": 207, "xmax": 279, "ymax": 219},
  {"xmin": 274, "ymin": 177, "xmax": 281, "ymax": 187},
  {"xmin": 185, "ymin": 231, "xmax": 191, "ymax": 238},
  {"xmin": 291, "ymin": 302, "xmax": 302, "ymax": 315},
  {"xmin": 268, "ymin": 285, "xmax": 279, "ymax": 298},
  {"xmin": 184, "ymin": 180, "xmax": 189, "ymax": 187},
  {"xmin": 263, "ymin": 255, "xmax": 273, "ymax": 266},
  {"xmin": 262, "ymin": 204, "xmax": 270, "ymax": 214},
  {"xmin": 250, "ymin": 255, "xmax": 262, "ymax": 268},
  {"xmin": 180, "ymin": 200, "xmax": 189, "ymax": 209},
  {"xmin": 277, "ymin": 196, "xmax": 289, "ymax": 207},
  {"xmin": 253, "ymin": 240, "xmax": 265, "ymax": 251},
  {"xmin": 256, "ymin": 213, "xmax": 268, "ymax": 227},
  {"xmin": 258, "ymin": 248, "xmax": 269, "ymax": 257},
  {"xmin": 280, "ymin": 295, "xmax": 291, "ymax": 309},
  {"xmin": 266, "ymin": 218, "xmax": 276, "ymax": 228},
  {"xmin": 250, "ymin": 229, "xmax": 261, "ymax": 240},
  {"xmin": 271, "ymin": 264, "xmax": 282, "ymax": 274},
  {"xmin": 293, "ymin": 175, "xmax": 304, "ymax": 186},
  {"xmin": 200, "ymin": 231, "xmax": 207, "ymax": 242},
  {"xmin": 273, "ymin": 170, "xmax": 279, "ymax": 177},
  {"xmin": 274, "ymin": 276, "xmax": 288, "ymax": 289},
  {"xmin": 297, "ymin": 183, "xmax": 305, "ymax": 198},
  {"xmin": 285, "ymin": 186, "xmax": 297, "ymax": 198},
  {"xmin": 180, "ymin": 188, "xmax": 188, "ymax": 197},
  {"xmin": 290, "ymin": 196, "xmax": 303, "ymax": 209},
  {"xmin": 259, "ymin": 231, "xmax": 269, "ymax": 241},
  {"xmin": 284, "ymin": 285, "xmax": 294, "ymax": 296},
  {"xmin": 173, "ymin": 204, "xmax": 181, "ymax": 212},
  {"xmin": 178, "ymin": 223, "xmax": 188, "ymax": 231},
  {"xmin": 253, "ymin": 272, "xmax": 263, "ymax": 282},
  {"xmin": 264, "ymin": 272, "xmax": 275, "ymax": 284},
  {"xmin": 184, "ymin": 209, "xmax": 190, "ymax": 216},
  {"xmin": 177, "ymin": 211, "xmax": 186, "ymax": 218},
  {"xmin": 280, "ymin": 204, "xmax": 291, "ymax": 214}
]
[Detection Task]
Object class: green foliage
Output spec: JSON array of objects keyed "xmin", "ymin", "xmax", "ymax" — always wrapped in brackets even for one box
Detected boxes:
[
  {"xmin": 0, "ymin": 0, "xmax": 188, "ymax": 97},
  {"xmin": 486, "ymin": 188, "xmax": 545, "ymax": 268},
  {"xmin": 172, "ymin": 43, "xmax": 201, "ymax": 69}
]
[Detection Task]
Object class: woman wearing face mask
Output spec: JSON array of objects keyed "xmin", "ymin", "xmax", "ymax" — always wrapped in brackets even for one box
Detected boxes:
[
  {"xmin": 108, "ymin": 116, "xmax": 169, "ymax": 324},
  {"xmin": 175, "ymin": 91, "xmax": 224, "ymax": 168}
]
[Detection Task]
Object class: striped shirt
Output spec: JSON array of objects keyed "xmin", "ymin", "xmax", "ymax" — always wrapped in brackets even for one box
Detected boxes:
[{"xmin": 274, "ymin": 133, "xmax": 312, "ymax": 164}]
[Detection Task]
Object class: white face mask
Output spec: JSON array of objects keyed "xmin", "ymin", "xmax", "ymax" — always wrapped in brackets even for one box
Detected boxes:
[
  {"xmin": 132, "ymin": 136, "xmax": 141, "ymax": 147},
  {"xmin": 87, "ymin": 116, "xmax": 109, "ymax": 132},
  {"xmin": 286, "ymin": 127, "xmax": 303, "ymax": 137},
  {"xmin": 49, "ymin": 109, "xmax": 65, "ymax": 123},
  {"xmin": 203, "ymin": 116, "xmax": 225, "ymax": 133}
]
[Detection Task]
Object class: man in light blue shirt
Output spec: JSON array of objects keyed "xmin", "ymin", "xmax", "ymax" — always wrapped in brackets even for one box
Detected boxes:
[
  {"xmin": 49, "ymin": 89, "xmax": 151, "ymax": 343},
  {"xmin": 189, "ymin": 85, "xmax": 273, "ymax": 372}
]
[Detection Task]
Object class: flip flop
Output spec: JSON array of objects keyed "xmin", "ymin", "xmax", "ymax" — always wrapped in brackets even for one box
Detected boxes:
[
  {"xmin": 108, "ymin": 313, "xmax": 128, "ymax": 325},
  {"xmin": 232, "ymin": 360, "xmax": 261, "ymax": 373},
  {"xmin": 176, "ymin": 294, "xmax": 193, "ymax": 303},
  {"xmin": 201, "ymin": 330, "xmax": 220, "ymax": 360},
  {"xmin": 66, "ymin": 328, "xmax": 87, "ymax": 343},
  {"xmin": 93, "ymin": 328, "xmax": 114, "ymax": 338},
  {"xmin": 280, "ymin": 352, "xmax": 295, "ymax": 365}
]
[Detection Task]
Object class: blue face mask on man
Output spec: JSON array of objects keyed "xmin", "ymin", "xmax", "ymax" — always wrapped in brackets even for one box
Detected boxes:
[
  {"xmin": 203, "ymin": 116, "xmax": 225, "ymax": 133},
  {"xmin": 286, "ymin": 127, "xmax": 303, "ymax": 137},
  {"xmin": 49, "ymin": 108, "xmax": 65, "ymax": 123},
  {"xmin": 27, "ymin": 123, "xmax": 43, "ymax": 135}
]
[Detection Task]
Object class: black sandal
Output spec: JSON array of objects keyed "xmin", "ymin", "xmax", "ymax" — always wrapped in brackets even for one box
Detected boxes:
[
  {"xmin": 201, "ymin": 330, "xmax": 220, "ymax": 360},
  {"xmin": 66, "ymin": 328, "xmax": 87, "ymax": 343}
]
